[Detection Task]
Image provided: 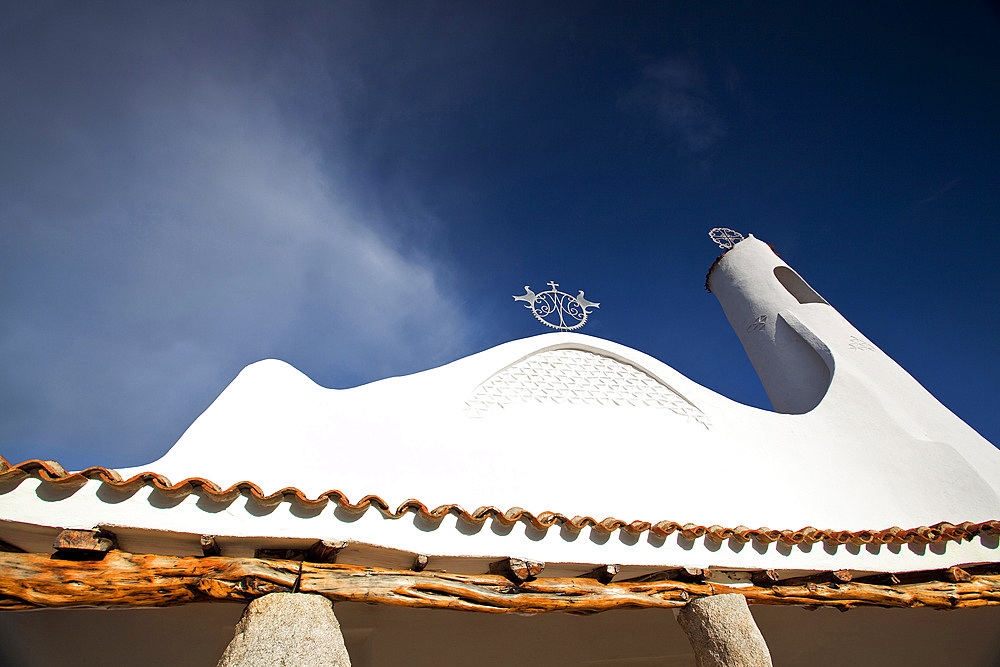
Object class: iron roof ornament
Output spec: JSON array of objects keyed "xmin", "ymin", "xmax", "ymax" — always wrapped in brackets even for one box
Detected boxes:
[
  {"xmin": 513, "ymin": 281, "xmax": 599, "ymax": 331},
  {"xmin": 709, "ymin": 227, "xmax": 745, "ymax": 250}
]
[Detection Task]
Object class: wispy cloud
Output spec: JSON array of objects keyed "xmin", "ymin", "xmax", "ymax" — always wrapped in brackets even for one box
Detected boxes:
[
  {"xmin": 621, "ymin": 57, "xmax": 729, "ymax": 162},
  {"xmin": 918, "ymin": 177, "xmax": 962, "ymax": 205},
  {"xmin": 0, "ymin": 5, "xmax": 468, "ymax": 467}
]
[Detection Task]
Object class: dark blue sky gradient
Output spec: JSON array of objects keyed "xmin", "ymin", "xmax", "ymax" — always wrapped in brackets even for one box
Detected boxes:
[{"xmin": 1, "ymin": 1, "xmax": 998, "ymax": 469}]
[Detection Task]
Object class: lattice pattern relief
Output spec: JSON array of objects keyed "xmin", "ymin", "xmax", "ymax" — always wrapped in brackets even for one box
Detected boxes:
[{"xmin": 464, "ymin": 348, "xmax": 710, "ymax": 427}]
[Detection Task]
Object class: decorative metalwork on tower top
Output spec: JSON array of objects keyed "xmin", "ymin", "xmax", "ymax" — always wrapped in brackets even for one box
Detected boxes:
[
  {"xmin": 709, "ymin": 227, "xmax": 745, "ymax": 250},
  {"xmin": 513, "ymin": 281, "xmax": 599, "ymax": 331}
]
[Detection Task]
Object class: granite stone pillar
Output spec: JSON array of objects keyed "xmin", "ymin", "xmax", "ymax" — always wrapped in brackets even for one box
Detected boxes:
[
  {"xmin": 217, "ymin": 592, "xmax": 352, "ymax": 667},
  {"xmin": 676, "ymin": 594, "xmax": 772, "ymax": 667}
]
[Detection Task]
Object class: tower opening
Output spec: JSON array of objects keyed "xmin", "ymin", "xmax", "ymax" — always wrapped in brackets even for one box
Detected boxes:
[{"xmin": 774, "ymin": 266, "xmax": 828, "ymax": 305}]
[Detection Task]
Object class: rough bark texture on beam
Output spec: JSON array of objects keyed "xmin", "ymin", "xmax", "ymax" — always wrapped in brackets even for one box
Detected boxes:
[
  {"xmin": 946, "ymin": 566, "xmax": 972, "ymax": 583},
  {"xmin": 489, "ymin": 557, "xmax": 544, "ymax": 584},
  {"xmin": 0, "ymin": 551, "xmax": 298, "ymax": 609},
  {"xmin": 2, "ymin": 551, "xmax": 1000, "ymax": 613},
  {"xmin": 676, "ymin": 594, "xmax": 772, "ymax": 667},
  {"xmin": 52, "ymin": 529, "xmax": 114, "ymax": 553},
  {"xmin": 306, "ymin": 540, "xmax": 347, "ymax": 564},
  {"xmin": 298, "ymin": 563, "xmax": 690, "ymax": 613},
  {"xmin": 217, "ymin": 593, "xmax": 352, "ymax": 667}
]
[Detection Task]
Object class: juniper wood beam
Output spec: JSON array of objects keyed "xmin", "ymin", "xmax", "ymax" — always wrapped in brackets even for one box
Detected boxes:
[
  {"xmin": 306, "ymin": 540, "xmax": 348, "ymax": 564},
  {"xmin": 0, "ymin": 551, "xmax": 298, "ymax": 610},
  {"xmin": 741, "ymin": 578, "xmax": 1000, "ymax": 609},
  {"xmin": 53, "ymin": 529, "xmax": 114, "ymax": 553},
  {"xmin": 298, "ymin": 565, "xmax": 691, "ymax": 613},
  {"xmin": 489, "ymin": 557, "xmax": 545, "ymax": 584},
  {"xmin": 2, "ymin": 551, "xmax": 1000, "ymax": 613}
]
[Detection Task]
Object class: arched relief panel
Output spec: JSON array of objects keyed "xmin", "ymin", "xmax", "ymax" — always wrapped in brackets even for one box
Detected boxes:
[
  {"xmin": 464, "ymin": 346, "xmax": 710, "ymax": 427},
  {"xmin": 774, "ymin": 266, "xmax": 828, "ymax": 305}
]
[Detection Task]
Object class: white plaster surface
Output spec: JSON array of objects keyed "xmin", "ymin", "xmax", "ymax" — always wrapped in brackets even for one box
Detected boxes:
[{"xmin": 3, "ymin": 236, "xmax": 999, "ymax": 572}]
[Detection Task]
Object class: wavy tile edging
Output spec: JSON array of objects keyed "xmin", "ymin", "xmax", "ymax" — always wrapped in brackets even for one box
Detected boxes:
[{"xmin": 2, "ymin": 457, "xmax": 999, "ymax": 547}]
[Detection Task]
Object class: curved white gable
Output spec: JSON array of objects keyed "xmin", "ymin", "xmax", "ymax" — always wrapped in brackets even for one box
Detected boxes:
[
  {"xmin": 115, "ymin": 334, "xmax": 724, "ymax": 516},
  {"xmin": 4, "ymin": 237, "xmax": 999, "ymax": 575}
]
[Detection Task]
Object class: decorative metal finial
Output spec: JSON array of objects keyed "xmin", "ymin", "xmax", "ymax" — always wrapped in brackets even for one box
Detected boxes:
[
  {"xmin": 709, "ymin": 227, "xmax": 745, "ymax": 249},
  {"xmin": 513, "ymin": 281, "xmax": 599, "ymax": 331}
]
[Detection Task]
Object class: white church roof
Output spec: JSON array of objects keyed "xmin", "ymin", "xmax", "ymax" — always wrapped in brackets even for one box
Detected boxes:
[{"xmin": 2, "ymin": 235, "xmax": 998, "ymax": 580}]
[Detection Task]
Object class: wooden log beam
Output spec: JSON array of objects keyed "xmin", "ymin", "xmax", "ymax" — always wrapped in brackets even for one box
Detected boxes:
[
  {"xmin": 2, "ymin": 551, "xmax": 1000, "ymax": 613},
  {"xmin": 298, "ymin": 564, "xmax": 691, "ymax": 613},
  {"xmin": 489, "ymin": 557, "xmax": 544, "ymax": 584},
  {"xmin": 0, "ymin": 550, "xmax": 299, "ymax": 610},
  {"xmin": 53, "ymin": 529, "xmax": 114, "ymax": 553},
  {"xmin": 306, "ymin": 540, "xmax": 348, "ymax": 564},
  {"xmin": 51, "ymin": 529, "xmax": 117, "ymax": 562}
]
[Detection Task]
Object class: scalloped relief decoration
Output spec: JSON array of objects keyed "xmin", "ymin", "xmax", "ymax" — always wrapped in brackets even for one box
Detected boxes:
[{"xmin": 463, "ymin": 347, "xmax": 710, "ymax": 427}]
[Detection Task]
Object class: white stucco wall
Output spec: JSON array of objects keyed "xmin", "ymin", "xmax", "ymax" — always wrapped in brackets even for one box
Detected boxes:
[{"xmin": 3, "ymin": 236, "xmax": 998, "ymax": 574}]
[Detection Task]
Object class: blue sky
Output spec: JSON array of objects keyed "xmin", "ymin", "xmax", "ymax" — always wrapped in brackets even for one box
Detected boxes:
[{"xmin": 2, "ymin": 1, "xmax": 998, "ymax": 470}]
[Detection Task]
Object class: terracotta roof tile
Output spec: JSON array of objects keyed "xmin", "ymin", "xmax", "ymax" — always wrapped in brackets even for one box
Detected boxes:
[{"xmin": 3, "ymin": 456, "xmax": 998, "ymax": 547}]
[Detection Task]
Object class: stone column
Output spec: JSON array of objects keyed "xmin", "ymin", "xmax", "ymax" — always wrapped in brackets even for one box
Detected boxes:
[
  {"xmin": 675, "ymin": 594, "xmax": 772, "ymax": 667},
  {"xmin": 217, "ymin": 592, "xmax": 352, "ymax": 667}
]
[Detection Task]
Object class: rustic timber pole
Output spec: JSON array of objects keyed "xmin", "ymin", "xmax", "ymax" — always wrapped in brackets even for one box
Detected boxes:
[
  {"xmin": 217, "ymin": 593, "xmax": 352, "ymax": 667},
  {"xmin": 676, "ymin": 593, "xmax": 772, "ymax": 667},
  {"xmin": 2, "ymin": 551, "xmax": 1000, "ymax": 612}
]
